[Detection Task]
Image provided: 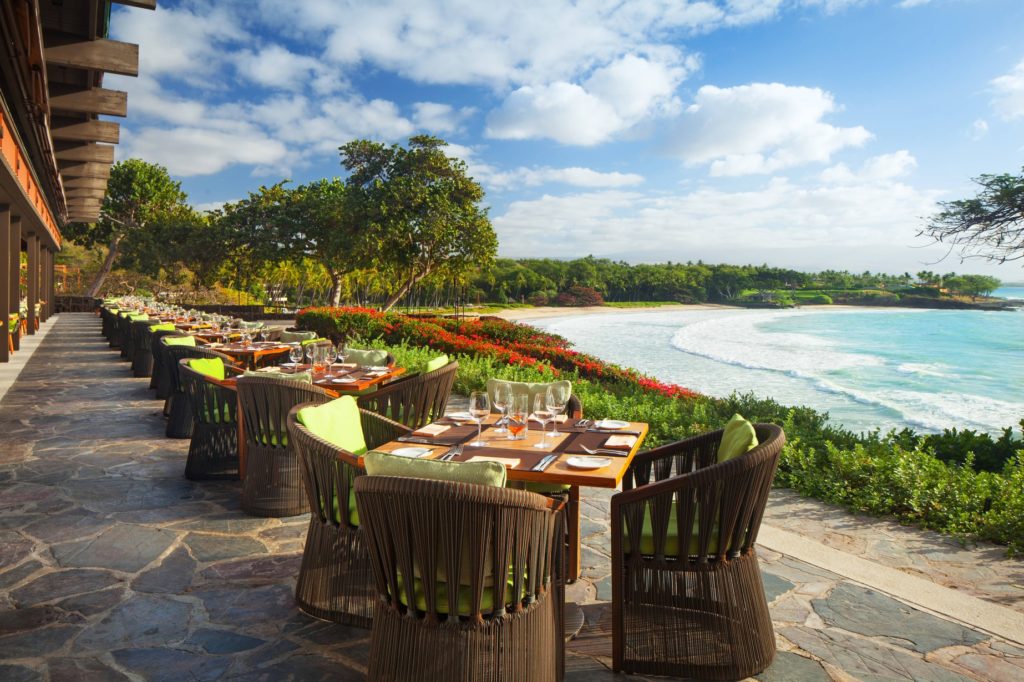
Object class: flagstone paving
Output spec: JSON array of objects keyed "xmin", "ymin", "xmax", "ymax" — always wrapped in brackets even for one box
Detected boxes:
[{"xmin": 2, "ymin": 313, "xmax": 1023, "ymax": 680}]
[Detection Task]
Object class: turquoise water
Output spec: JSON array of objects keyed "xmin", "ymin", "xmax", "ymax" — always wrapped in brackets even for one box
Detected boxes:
[{"xmin": 535, "ymin": 298, "xmax": 1024, "ymax": 435}]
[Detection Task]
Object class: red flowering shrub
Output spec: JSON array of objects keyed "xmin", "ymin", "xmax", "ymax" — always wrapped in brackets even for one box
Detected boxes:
[
  {"xmin": 554, "ymin": 285, "xmax": 604, "ymax": 307},
  {"xmin": 296, "ymin": 307, "xmax": 701, "ymax": 401}
]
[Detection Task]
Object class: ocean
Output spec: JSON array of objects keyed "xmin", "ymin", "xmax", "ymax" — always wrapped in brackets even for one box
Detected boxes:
[{"xmin": 533, "ymin": 287, "xmax": 1024, "ymax": 436}]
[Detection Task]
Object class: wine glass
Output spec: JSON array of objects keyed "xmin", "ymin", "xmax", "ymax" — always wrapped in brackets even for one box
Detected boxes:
[
  {"xmin": 240, "ymin": 330, "xmax": 252, "ymax": 348},
  {"xmin": 336, "ymin": 343, "xmax": 348, "ymax": 367},
  {"xmin": 506, "ymin": 394, "xmax": 529, "ymax": 441},
  {"xmin": 468, "ymin": 391, "xmax": 490, "ymax": 447},
  {"xmin": 288, "ymin": 343, "xmax": 303, "ymax": 371},
  {"xmin": 322, "ymin": 344, "xmax": 338, "ymax": 379},
  {"xmin": 305, "ymin": 343, "xmax": 316, "ymax": 369},
  {"xmin": 545, "ymin": 384, "xmax": 569, "ymax": 439},
  {"xmin": 532, "ymin": 393, "xmax": 553, "ymax": 449},
  {"xmin": 491, "ymin": 382, "xmax": 511, "ymax": 434}
]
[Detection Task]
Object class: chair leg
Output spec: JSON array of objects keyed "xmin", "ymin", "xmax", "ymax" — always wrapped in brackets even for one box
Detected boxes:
[{"xmin": 567, "ymin": 485, "xmax": 581, "ymax": 582}]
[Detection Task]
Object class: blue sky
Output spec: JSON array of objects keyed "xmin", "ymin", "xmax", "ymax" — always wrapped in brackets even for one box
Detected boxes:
[{"xmin": 106, "ymin": 0, "xmax": 1024, "ymax": 277}]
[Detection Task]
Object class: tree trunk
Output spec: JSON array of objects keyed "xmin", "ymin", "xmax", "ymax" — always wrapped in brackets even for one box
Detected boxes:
[
  {"xmin": 85, "ymin": 234, "xmax": 122, "ymax": 298},
  {"xmin": 382, "ymin": 266, "xmax": 429, "ymax": 312},
  {"xmin": 328, "ymin": 271, "xmax": 343, "ymax": 307}
]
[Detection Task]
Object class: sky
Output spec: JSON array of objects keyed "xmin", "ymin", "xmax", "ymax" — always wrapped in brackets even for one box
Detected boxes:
[{"xmin": 105, "ymin": 0, "xmax": 1024, "ymax": 278}]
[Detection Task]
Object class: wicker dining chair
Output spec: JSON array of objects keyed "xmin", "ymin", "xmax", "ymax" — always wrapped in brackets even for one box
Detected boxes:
[
  {"xmin": 179, "ymin": 359, "xmax": 245, "ymax": 480},
  {"xmin": 236, "ymin": 376, "xmax": 332, "ymax": 517},
  {"xmin": 165, "ymin": 345, "xmax": 237, "ymax": 439},
  {"xmin": 610, "ymin": 423, "xmax": 785, "ymax": 680},
  {"xmin": 130, "ymin": 320, "xmax": 172, "ymax": 378},
  {"xmin": 151, "ymin": 330, "xmax": 187, "ymax": 396},
  {"xmin": 285, "ymin": 401, "xmax": 410, "ymax": 625},
  {"xmin": 355, "ymin": 359, "xmax": 458, "ymax": 430},
  {"xmin": 355, "ymin": 475, "xmax": 567, "ymax": 682}
]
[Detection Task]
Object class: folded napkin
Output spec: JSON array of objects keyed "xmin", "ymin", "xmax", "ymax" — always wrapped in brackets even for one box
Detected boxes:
[
  {"xmin": 412, "ymin": 423, "xmax": 451, "ymax": 437},
  {"xmin": 256, "ymin": 366, "xmax": 282, "ymax": 373},
  {"xmin": 529, "ymin": 414, "xmax": 569, "ymax": 424},
  {"xmin": 604, "ymin": 434, "xmax": 637, "ymax": 450},
  {"xmin": 466, "ymin": 455, "xmax": 520, "ymax": 468}
]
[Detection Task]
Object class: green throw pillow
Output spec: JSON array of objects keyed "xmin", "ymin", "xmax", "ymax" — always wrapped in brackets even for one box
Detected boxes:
[
  {"xmin": 128, "ymin": 313, "xmax": 149, "ymax": 321},
  {"xmin": 281, "ymin": 330, "xmax": 318, "ymax": 343},
  {"xmin": 150, "ymin": 323, "xmax": 176, "ymax": 332},
  {"xmin": 346, "ymin": 348, "xmax": 389, "ymax": 367},
  {"xmin": 188, "ymin": 358, "xmax": 225, "ymax": 381},
  {"xmin": 486, "ymin": 378, "xmax": 572, "ymax": 408},
  {"xmin": 425, "ymin": 354, "xmax": 449, "ymax": 373},
  {"xmin": 624, "ymin": 503, "xmax": 720, "ymax": 557},
  {"xmin": 717, "ymin": 414, "xmax": 758, "ymax": 463},
  {"xmin": 364, "ymin": 452, "xmax": 507, "ymax": 487},
  {"xmin": 297, "ymin": 396, "xmax": 368, "ymax": 456},
  {"xmin": 162, "ymin": 336, "xmax": 196, "ymax": 347},
  {"xmin": 241, "ymin": 370, "xmax": 313, "ymax": 384}
]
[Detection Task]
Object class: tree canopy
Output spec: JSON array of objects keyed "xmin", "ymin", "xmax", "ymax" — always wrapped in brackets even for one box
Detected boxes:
[{"xmin": 923, "ymin": 167, "xmax": 1024, "ymax": 264}]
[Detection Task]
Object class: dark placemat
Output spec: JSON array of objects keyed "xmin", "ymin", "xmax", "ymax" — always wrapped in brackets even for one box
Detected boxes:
[
  {"xmin": 562, "ymin": 431, "xmax": 635, "ymax": 456},
  {"xmin": 450, "ymin": 444, "xmax": 553, "ymax": 471},
  {"xmin": 398, "ymin": 424, "xmax": 481, "ymax": 446}
]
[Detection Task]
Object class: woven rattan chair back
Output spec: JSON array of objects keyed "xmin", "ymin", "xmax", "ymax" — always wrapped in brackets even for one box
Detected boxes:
[
  {"xmin": 356, "ymin": 360, "xmax": 458, "ymax": 430},
  {"xmin": 286, "ymin": 403, "xmax": 410, "ymax": 625},
  {"xmin": 150, "ymin": 329, "xmax": 185, "ymax": 393},
  {"xmin": 116, "ymin": 314, "xmax": 134, "ymax": 357},
  {"xmin": 236, "ymin": 377, "xmax": 331, "ymax": 517},
  {"xmin": 355, "ymin": 475, "xmax": 566, "ymax": 682},
  {"xmin": 129, "ymin": 320, "xmax": 159, "ymax": 378},
  {"xmin": 163, "ymin": 345, "xmax": 236, "ymax": 439},
  {"xmin": 610, "ymin": 424, "xmax": 785, "ymax": 679},
  {"xmin": 179, "ymin": 361, "xmax": 242, "ymax": 480}
]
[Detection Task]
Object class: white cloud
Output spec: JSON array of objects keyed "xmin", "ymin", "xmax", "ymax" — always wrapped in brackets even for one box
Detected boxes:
[
  {"xmin": 968, "ymin": 119, "xmax": 989, "ymax": 140},
  {"xmin": 442, "ymin": 144, "xmax": 644, "ymax": 190},
  {"xmin": 991, "ymin": 58, "xmax": 1024, "ymax": 120},
  {"xmin": 411, "ymin": 103, "xmax": 475, "ymax": 135},
  {"xmin": 233, "ymin": 45, "xmax": 344, "ymax": 94},
  {"xmin": 668, "ymin": 83, "xmax": 872, "ymax": 175},
  {"xmin": 486, "ymin": 53, "xmax": 692, "ymax": 145},
  {"xmin": 897, "ymin": 0, "xmax": 932, "ymax": 7},
  {"xmin": 121, "ymin": 126, "xmax": 289, "ymax": 176},
  {"xmin": 821, "ymin": 150, "xmax": 917, "ymax": 184},
  {"xmin": 494, "ymin": 175, "xmax": 944, "ymax": 273}
]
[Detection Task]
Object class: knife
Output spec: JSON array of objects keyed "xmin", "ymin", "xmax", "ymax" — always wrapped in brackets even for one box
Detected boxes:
[
  {"xmin": 397, "ymin": 436, "xmax": 441, "ymax": 445},
  {"xmin": 587, "ymin": 429, "xmax": 642, "ymax": 436},
  {"xmin": 532, "ymin": 454, "xmax": 558, "ymax": 472}
]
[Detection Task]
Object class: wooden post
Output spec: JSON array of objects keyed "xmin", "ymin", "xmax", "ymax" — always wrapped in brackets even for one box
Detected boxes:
[
  {"xmin": 0, "ymin": 206, "xmax": 9, "ymax": 362},
  {"xmin": 26, "ymin": 233, "xmax": 37, "ymax": 334},
  {"xmin": 44, "ymin": 249, "xmax": 53, "ymax": 320},
  {"xmin": 9, "ymin": 216, "xmax": 20, "ymax": 350}
]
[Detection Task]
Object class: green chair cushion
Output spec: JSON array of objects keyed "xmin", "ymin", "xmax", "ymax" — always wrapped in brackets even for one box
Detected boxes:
[
  {"xmin": 241, "ymin": 369, "xmax": 313, "ymax": 384},
  {"xmin": 200, "ymin": 403, "xmax": 234, "ymax": 424},
  {"xmin": 163, "ymin": 336, "xmax": 197, "ymax": 347},
  {"xmin": 300, "ymin": 337, "xmax": 328, "ymax": 347},
  {"xmin": 188, "ymin": 357, "xmax": 226, "ymax": 381},
  {"xmin": 150, "ymin": 322, "xmax": 176, "ymax": 332},
  {"xmin": 346, "ymin": 348, "xmax": 389, "ymax": 367},
  {"xmin": 281, "ymin": 330, "xmax": 318, "ymax": 343},
  {"xmin": 523, "ymin": 482, "xmax": 571, "ymax": 494},
  {"xmin": 364, "ymin": 452, "xmax": 506, "ymax": 488},
  {"xmin": 396, "ymin": 574, "xmax": 501, "ymax": 616},
  {"xmin": 717, "ymin": 414, "xmax": 758, "ymax": 463},
  {"xmin": 297, "ymin": 396, "xmax": 368, "ymax": 456},
  {"xmin": 624, "ymin": 503, "xmax": 719, "ymax": 557},
  {"xmin": 425, "ymin": 354, "xmax": 449, "ymax": 373},
  {"xmin": 486, "ymin": 378, "xmax": 572, "ymax": 408},
  {"xmin": 127, "ymin": 313, "xmax": 149, "ymax": 321}
]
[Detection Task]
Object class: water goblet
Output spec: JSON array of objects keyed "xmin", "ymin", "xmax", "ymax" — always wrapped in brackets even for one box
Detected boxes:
[
  {"xmin": 491, "ymin": 382, "xmax": 511, "ymax": 433},
  {"xmin": 532, "ymin": 393, "xmax": 553, "ymax": 449},
  {"xmin": 240, "ymin": 330, "xmax": 252, "ymax": 348},
  {"xmin": 506, "ymin": 394, "xmax": 529, "ymax": 441},
  {"xmin": 322, "ymin": 344, "xmax": 338, "ymax": 379},
  {"xmin": 288, "ymin": 343, "xmax": 303, "ymax": 371},
  {"xmin": 468, "ymin": 391, "xmax": 490, "ymax": 447},
  {"xmin": 545, "ymin": 384, "xmax": 569, "ymax": 439}
]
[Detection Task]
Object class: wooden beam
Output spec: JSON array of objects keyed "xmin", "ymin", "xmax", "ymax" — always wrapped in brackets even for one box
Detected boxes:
[
  {"xmin": 65, "ymin": 189, "xmax": 106, "ymax": 199},
  {"xmin": 55, "ymin": 143, "xmax": 115, "ymax": 163},
  {"xmin": 49, "ymin": 86, "xmax": 128, "ymax": 117},
  {"xmin": 44, "ymin": 36, "xmax": 139, "ymax": 77},
  {"xmin": 63, "ymin": 177, "xmax": 108, "ymax": 190},
  {"xmin": 59, "ymin": 161, "xmax": 112, "ymax": 178},
  {"xmin": 112, "ymin": 0, "xmax": 158, "ymax": 8},
  {"xmin": 52, "ymin": 120, "xmax": 120, "ymax": 144}
]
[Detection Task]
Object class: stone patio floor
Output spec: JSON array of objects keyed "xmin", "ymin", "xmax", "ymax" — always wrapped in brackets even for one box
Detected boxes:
[{"xmin": 2, "ymin": 313, "xmax": 1024, "ymax": 681}]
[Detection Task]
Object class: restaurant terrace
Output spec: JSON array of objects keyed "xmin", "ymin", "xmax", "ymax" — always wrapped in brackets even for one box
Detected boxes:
[{"xmin": 2, "ymin": 2, "xmax": 1024, "ymax": 682}]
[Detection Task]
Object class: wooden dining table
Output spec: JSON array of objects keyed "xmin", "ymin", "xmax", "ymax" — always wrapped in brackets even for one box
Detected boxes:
[
  {"xmin": 204, "ymin": 341, "xmax": 292, "ymax": 369},
  {"xmin": 371, "ymin": 414, "xmax": 649, "ymax": 581}
]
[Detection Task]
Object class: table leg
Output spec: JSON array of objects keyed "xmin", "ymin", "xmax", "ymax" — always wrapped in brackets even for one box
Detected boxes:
[{"xmin": 237, "ymin": 394, "xmax": 247, "ymax": 479}]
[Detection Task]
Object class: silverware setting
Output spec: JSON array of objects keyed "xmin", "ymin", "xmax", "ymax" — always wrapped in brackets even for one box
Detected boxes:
[
  {"xmin": 533, "ymin": 454, "xmax": 558, "ymax": 471},
  {"xmin": 574, "ymin": 419, "xmax": 593, "ymax": 428},
  {"xmin": 580, "ymin": 445, "xmax": 629, "ymax": 456},
  {"xmin": 396, "ymin": 436, "xmax": 439, "ymax": 444},
  {"xmin": 586, "ymin": 428, "xmax": 641, "ymax": 436},
  {"xmin": 440, "ymin": 444, "xmax": 464, "ymax": 462}
]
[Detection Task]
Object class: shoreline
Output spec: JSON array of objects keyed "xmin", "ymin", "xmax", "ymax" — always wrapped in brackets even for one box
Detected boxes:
[{"xmin": 494, "ymin": 302, "xmax": 869, "ymax": 322}]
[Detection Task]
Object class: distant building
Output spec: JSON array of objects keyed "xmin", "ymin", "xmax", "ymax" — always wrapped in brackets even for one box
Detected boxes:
[{"xmin": 0, "ymin": 0, "xmax": 153, "ymax": 361}]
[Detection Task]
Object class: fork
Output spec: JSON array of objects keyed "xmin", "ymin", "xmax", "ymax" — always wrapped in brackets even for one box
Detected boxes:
[
  {"xmin": 440, "ymin": 444, "xmax": 464, "ymax": 462},
  {"xmin": 580, "ymin": 445, "xmax": 628, "ymax": 456}
]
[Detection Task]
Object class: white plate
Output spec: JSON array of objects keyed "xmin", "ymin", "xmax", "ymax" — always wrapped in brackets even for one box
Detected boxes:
[
  {"xmin": 447, "ymin": 411, "xmax": 473, "ymax": 421},
  {"xmin": 366, "ymin": 365, "xmax": 390, "ymax": 372},
  {"xmin": 280, "ymin": 362, "xmax": 298, "ymax": 367},
  {"xmin": 595, "ymin": 419, "xmax": 630, "ymax": 429},
  {"xmin": 331, "ymin": 377, "xmax": 356, "ymax": 384},
  {"xmin": 565, "ymin": 456, "xmax": 612, "ymax": 470},
  {"xmin": 390, "ymin": 447, "xmax": 432, "ymax": 458}
]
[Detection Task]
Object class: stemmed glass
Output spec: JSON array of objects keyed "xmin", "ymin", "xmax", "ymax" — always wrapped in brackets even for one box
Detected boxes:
[
  {"xmin": 305, "ymin": 343, "xmax": 316, "ymax": 369},
  {"xmin": 288, "ymin": 343, "xmax": 303, "ymax": 371},
  {"xmin": 240, "ymin": 330, "xmax": 252, "ymax": 349},
  {"xmin": 545, "ymin": 384, "xmax": 569, "ymax": 440},
  {"xmin": 468, "ymin": 391, "xmax": 490, "ymax": 447},
  {"xmin": 491, "ymin": 382, "xmax": 511, "ymax": 433},
  {"xmin": 322, "ymin": 344, "xmax": 338, "ymax": 379},
  {"xmin": 532, "ymin": 393, "xmax": 554, "ymax": 449},
  {"xmin": 506, "ymin": 394, "xmax": 529, "ymax": 441}
]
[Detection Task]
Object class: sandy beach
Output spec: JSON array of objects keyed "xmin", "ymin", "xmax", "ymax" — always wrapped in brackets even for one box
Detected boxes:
[{"xmin": 492, "ymin": 303, "xmax": 733, "ymax": 322}]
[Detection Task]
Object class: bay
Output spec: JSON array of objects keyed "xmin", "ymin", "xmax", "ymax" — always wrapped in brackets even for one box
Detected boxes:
[{"xmin": 535, "ymin": 300, "xmax": 1024, "ymax": 436}]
